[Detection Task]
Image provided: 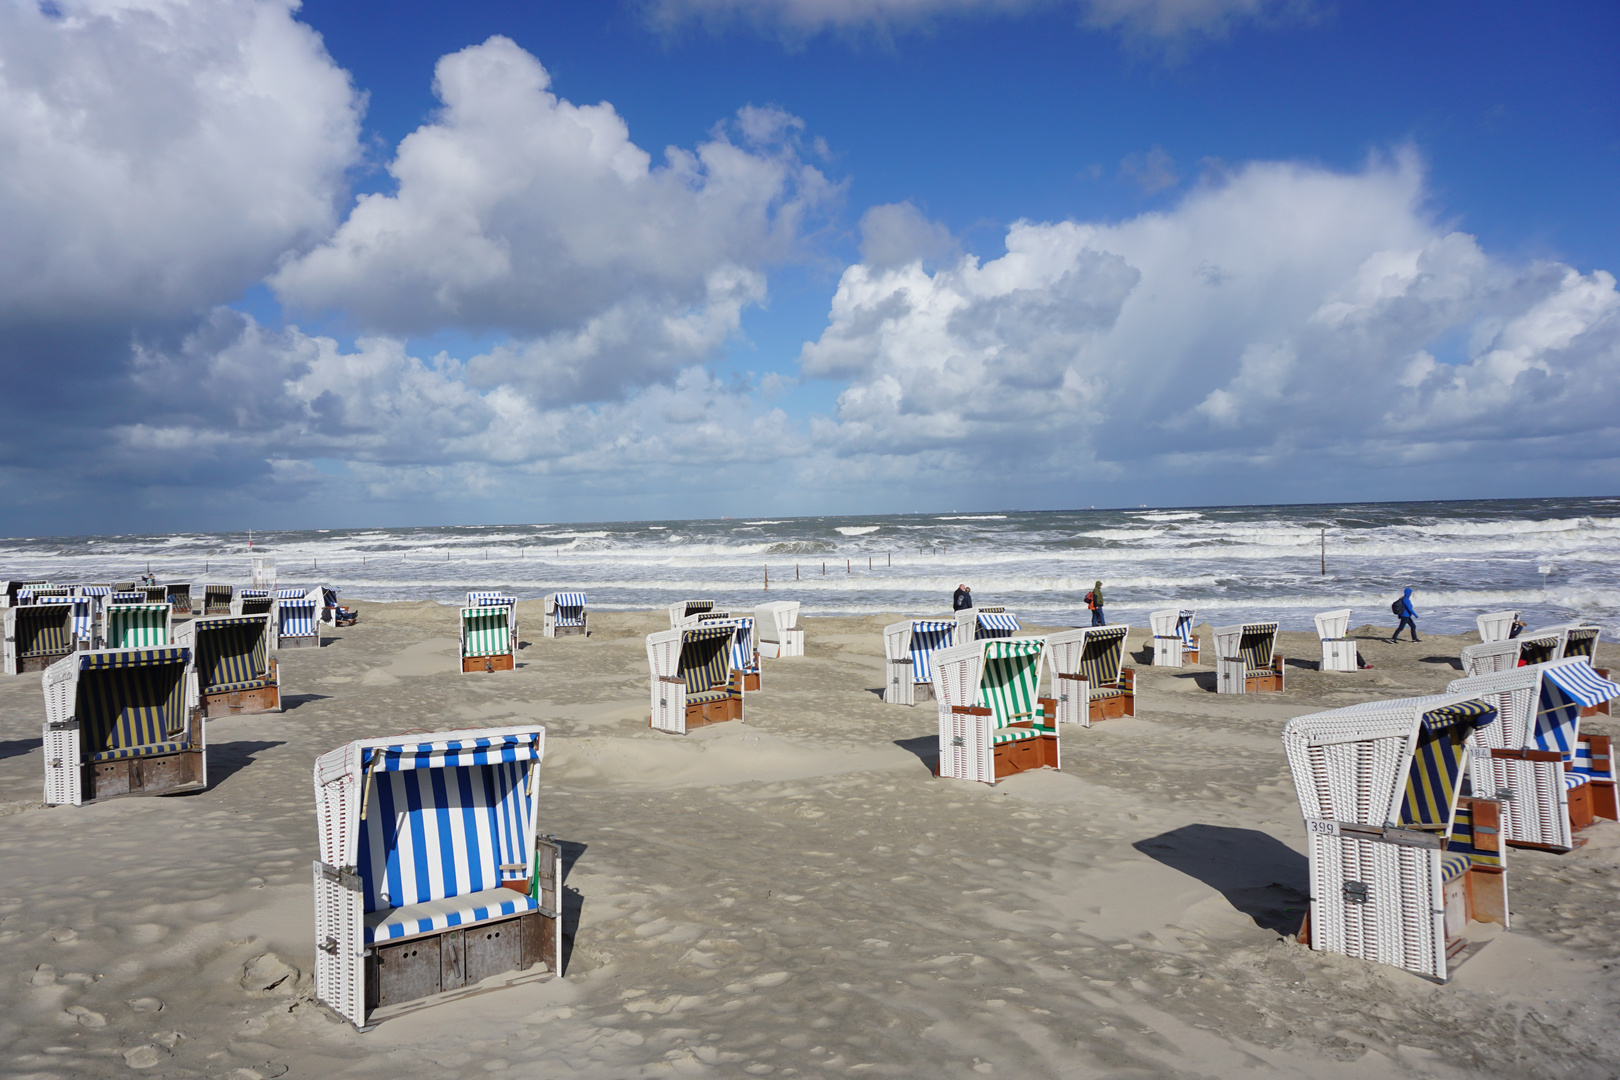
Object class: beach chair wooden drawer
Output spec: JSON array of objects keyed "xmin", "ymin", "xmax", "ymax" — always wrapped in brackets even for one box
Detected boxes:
[
  {"xmin": 88, "ymin": 748, "xmax": 202, "ymax": 800},
  {"xmin": 366, "ymin": 910, "xmax": 553, "ymax": 1010}
]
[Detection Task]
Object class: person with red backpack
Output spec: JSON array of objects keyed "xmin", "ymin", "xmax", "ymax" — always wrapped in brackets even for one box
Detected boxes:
[
  {"xmin": 1390, "ymin": 587, "xmax": 1419, "ymax": 643},
  {"xmin": 1085, "ymin": 580, "xmax": 1105, "ymax": 626}
]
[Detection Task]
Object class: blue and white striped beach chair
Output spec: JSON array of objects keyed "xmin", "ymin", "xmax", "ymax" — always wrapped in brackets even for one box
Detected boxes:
[
  {"xmin": 1283, "ymin": 692, "xmax": 1507, "ymax": 980},
  {"xmin": 467, "ymin": 592, "xmax": 520, "ymax": 642},
  {"xmin": 955, "ymin": 606, "xmax": 1020, "ymax": 643},
  {"xmin": 311, "ymin": 726, "xmax": 562, "ymax": 1027},
  {"xmin": 276, "ymin": 591, "xmax": 321, "ymax": 650},
  {"xmin": 543, "ymin": 592, "xmax": 587, "ymax": 638},
  {"xmin": 883, "ymin": 619, "xmax": 956, "ymax": 705},
  {"xmin": 43, "ymin": 646, "xmax": 204, "ymax": 805},
  {"xmin": 703, "ymin": 615, "xmax": 760, "ymax": 690},
  {"xmin": 1448, "ymin": 659, "xmax": 1620, "ymax": 850}
]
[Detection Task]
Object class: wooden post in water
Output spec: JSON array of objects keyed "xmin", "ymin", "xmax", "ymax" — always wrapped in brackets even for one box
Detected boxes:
[
  {"xmin": 846, "ymin": 559, "xmax": 851, "ymax": 574},
  {"xmin": 868, "ymin": 556, "xmax": 872, "ymax": 570},
  {"xmin": 1320, "ymin": 529, "xmax": 1326, "ymax": 575},
  {"xmin": 764, "ymin": 566, "xmax": 769, "ymax": 591},
  {"xmin": 796, "ymin": 564, "xmax": 800, "ymax": 580}
]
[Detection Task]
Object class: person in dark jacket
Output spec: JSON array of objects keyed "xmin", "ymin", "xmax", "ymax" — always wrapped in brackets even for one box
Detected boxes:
[
  {"xmin": 1086, "ymin": 580, "xmax": 1105, "ymax": 626},
  {"xmin": 1392, "ymin": 587, "xmax": 1420, "ymax": 643},
  {"xmin": 952, "ymin": 584, "xmax": 972, "ymax": 611}
]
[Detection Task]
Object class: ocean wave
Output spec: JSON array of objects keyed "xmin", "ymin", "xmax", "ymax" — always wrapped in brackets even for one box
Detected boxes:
[
  {"xmin": 935, "ymin": 515, "xmax": 1008, "ymax": 520},
  {"xmin": 836, "ymin": 526, "xmax": 881, "ymax": 535}
]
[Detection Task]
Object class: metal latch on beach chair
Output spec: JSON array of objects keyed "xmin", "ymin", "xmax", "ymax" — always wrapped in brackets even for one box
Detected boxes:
[
  {"xmin": 1494, "ymin": 787, "xmax": 1514, "ymax": 802},
  {"xmin": 1342, "ymin": 881, "xmax": 1369, "ymax": 905},
  {"xmin": 47, "ymin": 720, "xmax": 78, "ymax": 732}
]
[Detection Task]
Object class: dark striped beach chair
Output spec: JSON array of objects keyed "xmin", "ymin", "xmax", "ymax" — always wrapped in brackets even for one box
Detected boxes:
[
  {"xmin": 38, "ymin": 595, "xmax": 94, "ymax": 650},
  {"xmin": 933, "ymin": 636, "xmax": 1057, "ymax": 784},
  {"xmin": 1047, "ymin": 624, "xmax": 1134, "ymax": 725},
  {"xmin": 4, "ymin": 602, "xmax": 80, "ymax": 674},
  {"xmin": 174, "ymin": 614, "xmax": 280, "ymax": 717},
  {"xmin": 1447, "ymin": 659, "xmax": 1620, "ymax": 850},
  {"xmin": 647, "ymin": 624, "xmax": 742, "ymax": 733},
  {"xmin": 312, "ymin": 727, "xmax": 561, "ymax": 1028},
  {"xmin": 42, "ymin": 647, "xmax": 204, "ymax": 805},
  {"xmin": 1283, "ymin": 692, "xmax": 1507, "ymax": 980},
  {"xmin": 883, "ymin": 618, "xmax": 955, "ymax": 705},
  {"xmin": 1215, "ymin": 622, "xmax": 1284, "ymax": 694},
  {"xmin": 668, "ymin": 599, "xmax": 716, "ymax": 628},
  {"xmin": 164, "ymin": 582, "xmax": 193, "ymax": 616},
  {"xmin": 542, "ymin": 592, "xmax": 586, "ymax": 638},
  {"xmin": 201, "ymin": 584, "xmax": 234, "ymax": 615},
  {"xmin": 233, "ymin": 588, "xmax": 275, "ymax": 618}
]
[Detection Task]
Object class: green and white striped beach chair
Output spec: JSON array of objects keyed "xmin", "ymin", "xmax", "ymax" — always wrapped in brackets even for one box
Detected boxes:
[
  {"xmin": 460, "ymin": 605, "xmax": 515, "ymax": 672},
  {"xmin": 932, "ymin": 635, "xmax": 1056, "ymax": 784},
  {"xmin": 98, "ymin": 603, "xmax": 173, "ymax": 649}
]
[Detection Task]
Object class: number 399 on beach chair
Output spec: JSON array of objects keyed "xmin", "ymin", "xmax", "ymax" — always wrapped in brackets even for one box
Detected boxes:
[
  {"xmin": 933, "ymin": 636, "xmax": 1058, "ymax": 784},
  {"xmin": 311, "ymin": 727, "xmax": 562, "ymax": 1029},
  {"xmin": 1447, "ymin": 659, "xmax": 1620, "ymax": 851},
  {"xmin": 1282, "ymin": 693, "xmax": 1509, "ymax": 981},
  {"xmin": 1215, "ymin": 622, "xmax": 1284, "ymax": 694},
  {"xmin": 647, "ymin": 624, "xmax": 743, "ymax": 733},
  {"xmin": 1046, "ymin": 624, "xmax": 1134, "ymax": 726},
  {"xmin": 43, "ymin": 647, "xmax": 204, "ymax": 806}
]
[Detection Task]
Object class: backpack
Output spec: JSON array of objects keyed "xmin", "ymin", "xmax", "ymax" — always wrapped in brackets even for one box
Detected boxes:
[
  {"xmin": 1084, "ymin": 591, "xmax": 1094, "ymax": 607},
  {"xmin": 1391, "ymin": 599, "xmax": 1403, "ymax": 616}
]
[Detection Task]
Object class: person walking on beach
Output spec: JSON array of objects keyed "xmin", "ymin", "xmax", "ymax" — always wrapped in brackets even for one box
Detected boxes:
[
  {"xmin": 953, "ymin": 583, "xmax": 973, "ymax": 611},
  {"xmin": 1086, "ymin": 581, "xmax": 1105, "ymax": 626},
  {"xmin": 1391, "ymin": 587, "xmax": 1420, "ymax": 643}
]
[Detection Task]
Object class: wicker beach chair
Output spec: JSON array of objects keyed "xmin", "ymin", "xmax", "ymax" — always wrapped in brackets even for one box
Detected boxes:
[
  {"xmin": 1046, "ymin": 624, "xmax": 1135, "ymax": 726},
  {"xmin": 955, "ymin": 606, "xmax": 1020, "ymax": 643},
  {"xmin": 173, "ymin": 614, "xmax": 280, "ymax": 717},
  {"xmin": 542, "ymin": 593, "xmax": 587, "ymax": 638},
  {"xmin": 703, "ymin": 615, "xmax": 761, "ymax": 691},
  {"xmin": 1520, "ymin": 621, "xmax": 1602, "ymax": 665},
  {"xmin": 1460, "ymin": 637, "xmax": 1526, "ymax": 678},
  {"xmin": 1215, "ymin": 622, "xmax": 1284, "ymax": 694},
  {"xmin": 201, "ymin": 584, "xmax": 234, "ymax": 616},
  {"xmin": 233, "ymin": 588, "xmax": 275, "ymax": 618},
  {"xmin": 460, "ymin": 605, "xmax": 515, "ymax": 673},
  {"xmin": 276, "ymin": 590, "xmax": 322, "ymax": 650},
  {"xmin": 1446, "ymin": 659, "xmax": 1619, "ymax": 850},
  {"xmin": 647, "ymin": 624, "xmax": 743, "ymax": 734},
  {"xmin": 163, "ymin": 582, "xmax": 193, "ymax": 616},
  {"xmin": 1314, "ymin": 609, "xmax": 1358, "ymax": 673},
  {"xmin": 311, "ymin": 726, "xmax": 562, "ymax": 1028},
  {"xmin": 99, "ymin": 602, "xmax": 173, "ymax": 650},
  {"xmin": 4, "ymin": 602, "xmax": 80, "ymax": 674},
  {"xmin": 1149, "ymin": 609, "xmax": 1199, "ymax": 667},
  {"xmin": 43, "ymin": 646, "xmax": 204, "ymax": 805},
  {"xmin": 882, "ymin": 618, "xmax": 955, "ymax": 705},
  {"xmin": 1282, "ymin": 692, "xmax": 1509, "ymax": 980},
  {"xmin": 314, "ymin": 585, "xmax": 355, "ymax": 626},
  {"xmin": 1476, "ymin": 611, "xmax": 1520, "ymax": 644},
  {"xmin": 754, "ymin": 600, "xmax": 803, "ymax": 659},
  {"xmin": 933, "ymin": 636, "xmax": 1057, "ymax": 784},
  {"xmin": 669, "ymin": 600, "xmax": 716, "ymax": 628},
  {"xmin": 38, "ymin": 594, "xmax": 95, "ymax": 649}
]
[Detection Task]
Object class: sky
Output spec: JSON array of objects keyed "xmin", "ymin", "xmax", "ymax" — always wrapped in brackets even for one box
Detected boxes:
[{"xmin": 1, "ymin": 0, "xmax": 1616, "ymax": 536}]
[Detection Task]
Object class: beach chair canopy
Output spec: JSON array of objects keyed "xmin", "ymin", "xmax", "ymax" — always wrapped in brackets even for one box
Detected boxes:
[
  {"xmin": 1076, "ymin": 625, "xmax": 1128, "ymax": 689},
  {"xmin": 1314, "ymin": 609, "xmax": 1351, "ymax": 641},
  {"xmin": 1283, "ymin": 692, "xmax": 1499, "ymax": 831},
  {"xmin": 461, "ymin": 606, "xmax": 512, "ymax": 657},
  {"xmin": 241, "ymin": 588, "xmax": 271, "ymax": 598},
  {"xmin": 1150, "ymin": 609, "xmax": 1196, "ymax": 641},
  {"xmin": 548, "ymin": 592, "xmax": 586, "ymax": 626},
  {"xmin": 72, "ymin": 648, "xmax": 195, "ymax": 762},
  {"xmin": 702, "ymin": 616, "xmax": 756, "ymax": 674},
  {"xmin": 754, "ymin": 600, "xmax": 800, "ymax": 641},
  {"xmin": 110, "ymin": 591, "xmax": 146, "ymax": 604},
  {"xmin": 276, "ymin": 587, "xmax": 310, "ymax": 601},
  {"xmin": 314, "ymin": 728, "xmax": 545, "ymax": 943},
  {"xmin": 670, "ymin": 600, "xmax": 715, "ymax": 627},
  {"xmin": 1460, "ymin": 638, "xmax": 1523, "ymax": 677},
  {"xmin": 468, "ymin": 591, "xmax": 516, "ymax": 608},
  {"xmin": 10, "ymin": 604, "xmax": 75, "ymax": 657},
  {"xmin": 79, "ymin": 585, "xmax": 112, "ymax": 599},
  {"xmin": 976, "ymin": 612, "xmax": 1021, "ymax": 638},
  {"xmin": 193, "ymin": 616, "xmax": 272, "ymax": 693},
  {"xmin": 278, "ymin": 597, "xmax": 318, "ymax": 638},
  {"xmin": 104, "ymin": 604, "xmax": 170, "ymax": 648},
  {"xmin": 909, "ymin": 620, "xmax": 955, "ymax": 683},
  {"xmin": 975, "ymin": 638, "xmax": 1046, "ymax": 725},
  {"xmin": 678, "ymin": 625, "xmax": 736, "ymax": 700}
]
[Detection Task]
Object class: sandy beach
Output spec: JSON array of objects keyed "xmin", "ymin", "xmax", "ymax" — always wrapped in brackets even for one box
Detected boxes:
[{"xmin": 1, "ymin": 604, "xmax": 1617, "ymax": 1079}]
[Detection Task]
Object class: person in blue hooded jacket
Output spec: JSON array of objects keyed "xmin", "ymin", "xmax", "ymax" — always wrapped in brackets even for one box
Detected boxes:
[{"xmin": 1391, "ymin": 588, "xmax": 1420, "ymax": 643}]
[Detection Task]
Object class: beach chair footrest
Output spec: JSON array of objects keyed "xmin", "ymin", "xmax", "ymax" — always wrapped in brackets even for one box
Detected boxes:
[
  {"xmin": 365, "ymin": 906, "xmax": 554, "ymax": 1011},
  {"xmin": 462, "ymin": 653, "xmax": 515, "ymax": 673},
  {"xmin": 85, "ymin": 748, "xmax": 203, "ymax": 800}
]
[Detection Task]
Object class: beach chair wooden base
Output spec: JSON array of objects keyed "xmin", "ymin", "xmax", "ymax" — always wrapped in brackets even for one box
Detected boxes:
[
  {"xmin": 462, "ymin": 653, "xmax": 515, "ymax": 673},
  {"xmin": 201, "ymin": 683, "xmax": 281, "ymax": 718},
  {"xmin": 1591, "ymin": 778, "xmax": 1618, "ymax": 820},
  {"xmin": 914, "ymin": 681, "xmax": 936, "ymax": 703},
  {"xmin": 281, "ymin": 633, "xmax": 320, "ymax": 650},
  {"xmin": 684, "ymin": 696, "xmax": 743, "ymax": 729},
  {"xmin": 742, "ymin": 672, "xmax": 760, "ymax": 692},
  {"xmin": 15, "ymin": 649, "xmax": 73, "ymax": 675},
  {"xmin": 992, "ymin": 733, "xmax": 1059, "ymax": 780},
  {"xmin": 1243, "ymin": 659, "xmax": 1285, "ymax": 693},
  {"xmin": 1567, "ymin": 783, "xmax": 1595, "ymax": 831},
  {"xmin": 366, "ymin": 905, "xmax": 558, "ymax": 1013},
  {"xmin": 552, "ymin": 624, "xmax": 586, "ymax": 638},
  {"xmin": 87, "ymin": 748, "xmax": 204, "ymax": 801},
  {"xmin": 1088, "ymin": 670, "xmax": 1136, "ymax": 721}
]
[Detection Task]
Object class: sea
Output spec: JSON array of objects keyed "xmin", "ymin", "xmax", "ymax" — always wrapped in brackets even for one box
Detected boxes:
[{"xmin": 3, "ymin": 497, "xmax": 1618, "ymax": 637}]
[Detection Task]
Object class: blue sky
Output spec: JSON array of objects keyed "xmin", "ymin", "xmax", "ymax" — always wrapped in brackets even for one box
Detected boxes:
[{"xmin": 1, "ymin": 0, "xmax": 1617, "ymax": 534}]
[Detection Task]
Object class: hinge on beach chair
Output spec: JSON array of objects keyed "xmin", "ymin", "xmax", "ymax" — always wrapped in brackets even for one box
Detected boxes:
[
  {"xmin": 1342, "ymin": 881, "xmax": 1369, "ymax": 905},
  {"xmin": 317, "ymin": 861, "xmax": 362, "ymax": 891},
  {"xmin": 1494, "ymin": 787, "xmax": 1515, "ymax": 802},
  {"xmin": 47, "ymin": 719, "xmax": 78, "ymax": 732}
]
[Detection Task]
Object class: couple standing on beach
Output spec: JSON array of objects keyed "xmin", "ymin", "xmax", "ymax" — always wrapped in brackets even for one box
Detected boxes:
[{"xmin": 951, "ymin": 580, "xmax": 1108, "ymax": 626}]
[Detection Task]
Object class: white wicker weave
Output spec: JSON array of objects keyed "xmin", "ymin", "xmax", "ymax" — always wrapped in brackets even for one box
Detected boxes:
[
  {"xmin": 1148, "ymin": 608, "xmax": 1199, "ymax": 667},
  {"xmin": 754, "ymin": 601, "xmax": 803, "ymax": 658},
  {"xmin": 1476, "ymin": 611, "xmax": 1520, "ymax": 643}
]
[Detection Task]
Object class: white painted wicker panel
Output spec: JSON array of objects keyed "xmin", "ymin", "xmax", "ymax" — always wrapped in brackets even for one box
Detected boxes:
[
  {"xmin": 1216, "ymin": 656, "xmax": 1246, "ymax": 695},
  {"xmin": 43, "ymin": 721, "xmax": 80, "ymax": 806},
  {"xmin": 312, "ymin": 862, "xmax": 365, "ymax": 1028},
  {"xmin": 1152, "ymin": 636, "xmax": 1184, "ymax": 667},
  {"xmin": 1321, "ymin": 639, "xmax": 1358, "ymax": 673},
  {"xmin": 882, "ymin": 617, "xmax": 915, "ymax": 705},
  {"xmin": 1044, "ymin": 629, "xmax": 1088, "ymax": 725},
  {"xmin": 1476, "ymin": 611, "xmax": 1519, "ymax": 643},
  {"xmin": 938, "ymin": 707, "xmax": 993, "ymax": 784},
  {"xmin": 1314, "ymin": 609, "xmax": 1351, "ymax": 641},
  {"xmin": 2, "ymin": 609, "xmax": 15, "ymax": 675},
  {"xmin": 646, "ymin": 630, "xmax": 686, "ymax": 734},
  {"xmin": 1459, "ymin": 639, "xmax": 1520, "ymax": 677},
  {"xmin": 778, "ymin": 628, "xmax": 804, "ymax": 657},
  {"xmin": 1310, "ymin": 833, "xmax": 1444, "ymax": 980}
]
